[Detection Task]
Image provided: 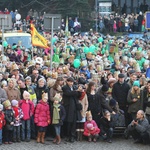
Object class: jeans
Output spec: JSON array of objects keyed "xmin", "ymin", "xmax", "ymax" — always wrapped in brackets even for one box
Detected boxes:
[
  {"xmin": 0, "ymin": 129, "xmax": 2, "ymax": 144},
  {"xmin": 54, "ymin": 125, "xmax": 61, "ymax": 136},
  {"xmin": 4, "ymin": 130, "xmax": 13, "ymax": 142},
  {"xmin": 107, "ymin": 128, "xmax": 113, "ymax": 139},
  {"xmin": 21, "ymin": 119, "xmax": 31, "ymax": 140},
  {"xmin": 13, "ymin": 126, "xmax": 21, "ymax": 140},
  {"xmin": 30, "ymin": 116, "xmax": 36, "ymax": 139}
]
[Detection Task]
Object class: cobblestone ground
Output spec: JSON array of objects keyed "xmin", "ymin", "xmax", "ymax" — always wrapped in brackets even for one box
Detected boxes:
[{"xmin": 0, "ymin": 137, "xmax": 149, "ymax": 150}]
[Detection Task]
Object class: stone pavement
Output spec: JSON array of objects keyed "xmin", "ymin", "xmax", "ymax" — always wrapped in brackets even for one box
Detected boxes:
[{"xmin": 0, "ymin": 137, "xmax": 149, "ymax": 150}]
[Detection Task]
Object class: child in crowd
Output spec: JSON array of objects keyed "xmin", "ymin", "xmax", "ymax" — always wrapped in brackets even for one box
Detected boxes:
[
  {"xmin": 3, "ymin": 100, "xmax": 15, "ymax": 144},
  {"xmin": 34, "ymin": 92, "xmax": 51, "ymax": 144},
  {"xmin": 11, "ymin": 99, "xmax": 23, "ymax": 142},
  {"xmin": 99, "ymin": 110, "xmax": 114, "ymax": 143},
  {"xmin": 52, "ymin": 93, "xmax": 66, "ymax": 144},
  {"xmin": 83, "ymin": 111, "xmax": 100, "ymax": 142},
  {"xmin": 0, "ymin": 104, "xmax": 5, "ymax": 145},
  {"xmin": 19, "ymin": 91, "xmax": 34, "ymax": 142}
]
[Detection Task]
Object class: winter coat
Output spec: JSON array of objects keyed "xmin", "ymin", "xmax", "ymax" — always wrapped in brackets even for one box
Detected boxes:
[
  {"xmin": 52, "ymin": 104, "xmax": 66, "ymax": 126},
  {"xmin": 0, "ymin": 111, "xmax": 5, "ymax": 129},
  {"xmin": 0, "ymin": 87, "xmax": 8, "ymax": 103},
  {"xmin": 127, "ymin": 90, "xmax": 143, "ymax": 113},
  {"xmin": 34, "ymin": 100, "xmax": 50, "ymax": 127},
  {"xmin": 4, "ymin": 109, "xmax": 15, "ymax": 131},
  {"xmin": 128, "ymin": 118, "xmax": 149, "ymax": 134},
  {"xmin": 99, "ymin": 117, "xmax": 114, "ymax": 135},
  {"xmin": 35, "ymin": 85, "xmax": 50, "ymax": 103},
  {"xmin": 143, "ymin": 93, "xmax": 150, "ymax": 115},
  {"xmin": 112, "ymin": 81, "xmax": 130, "ymax": 107},
  {"xmin": 4, "ymin": 87, "xmax": 20, "ymax": 101},
  {"xmin": 79, "ymin": 93, "xmax": 88, "ymax": 118},
  {"xmin": 19, "ymin": 99, "xmax": 34, "ymax": 120},
  {"xmin": 50, "ymin": 86, "xmax": 63, "ymax": 102},
  {"xmin": 12, "ymin": 107, "xmax": 23, "ymax": 126},
  {"xmin": 62, "ymin": 84, "xmax": 81, "ymax": 122},
  {"xmin": 83, "ymin": 120, "xmax": 100, "ymax": 136}
]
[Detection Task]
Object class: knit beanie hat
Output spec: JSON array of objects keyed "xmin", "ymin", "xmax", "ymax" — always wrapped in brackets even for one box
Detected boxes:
[
  {"xmin": 0, "ymin": 104, "xmax": 3, "ymax": 110},
  {"xmin": 11, "ymin": 99, "xmax": 18, "ymax": 106},
  {"xmin": 3, "ymin": 100, "xmax": 11, "ymax": 108},
  {"xmin": 23, "ymin": 91, "xmax": 30, "ymax": 99},
  {"xmin": 133, "ymin": 80, "xmax": 140, "ymax": 87},
  {"xmin": 109, "ymin": 99, "xmax": 116, "ymax": 107},
  {"xmin": 101, "ymin": 84, "xmax": 109, "ymax": 92}
]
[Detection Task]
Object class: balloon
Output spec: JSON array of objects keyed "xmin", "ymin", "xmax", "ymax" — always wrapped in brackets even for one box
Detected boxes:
[
  {"xmin": 16, "ymin": 14, "xmax": 21, "ymax": 20},
  {"xmin": 12, "ymin": 45, "xmax": 17, "ymax": 50},
  {"xmin": 138, "ymin": 47, "xmax": 142, "ymax": 51},
  {"xmin": 3, "ymin": 41, "xmax": 8, "ymax": 48},
  {"xmin": 87, "ymin": 123, "xmax": 93, "ymax": 130},
  {"xmin": 73, "ymin": 59, "xmax": 81, "ymax": 68},
  {"xmin": 83, "ymin": 47, "xmax": 89, "ymax": 54},
  {"xmin": 98, "ymin": 37, "xmax": 103, "ymax": 43},
  {"xmin": 52, "ymin": 38, "xmax": 57, "ymax": 45},
  {"xmin": 128, "ymin": 40, "xmax": 133, "ymax": 46},
  {"xmin": 89, "ymin": 45, "xmax": 95, "ymax": 53}
]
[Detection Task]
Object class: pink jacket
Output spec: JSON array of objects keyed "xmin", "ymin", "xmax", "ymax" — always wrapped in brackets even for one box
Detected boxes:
[
  {"xmin": 34, "ymin": 100, "xmax": 50, "ymax": 127},
  {"xmin": 19, "ymin": 99, "xmax": 34, "ymax": 120},
  {"xmin": 83, "ymin": 120, "xmax": 100, "ymax": 136}
]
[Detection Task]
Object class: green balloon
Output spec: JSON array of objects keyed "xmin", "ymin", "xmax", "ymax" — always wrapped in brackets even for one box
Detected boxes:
[
  {"xmin": 12, "ymin": 45, "xmax": 17, "ymax": 50},
  {"xmin": 84, "ymin": 47, "xmax": 89, "ymax": 54},
  {"xmin": 128, "ymin": 40, "xmax": 133, "ymax": 46},
  {"xmin": 52, "ymin": 38, "xmax": 57, "ymax": 45},
  {"xmin": 89, "ymin": 45, "xmax": 95, "ymax": 53},
  {"xmin": 98, "ymin": 37, "xmax": 103, "ymax": 43},
  {"xmin": 138, "ymin": 47, "xmax": 142, "ymax": 51},
  {"xmin": 73, "ymin": 59, "xmax": 81, "ymax": 68},
  {"xmin": 3, "ymin": 41, "xmax": 8, "ymax": 48}
]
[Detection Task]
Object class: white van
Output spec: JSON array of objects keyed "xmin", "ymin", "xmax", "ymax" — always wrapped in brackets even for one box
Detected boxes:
[{"xmin": 0, "ymin": 32, "xmax": 32, "ymax": 49}]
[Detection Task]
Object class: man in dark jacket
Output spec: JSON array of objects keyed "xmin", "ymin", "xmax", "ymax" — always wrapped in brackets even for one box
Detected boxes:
[
  {"xmin": 112, "ymin": 73, "xmax": 130, "ymax": 126},
  {"xmin": 62, "ymin": 77, "xmax": 82, "ymax": 142}
]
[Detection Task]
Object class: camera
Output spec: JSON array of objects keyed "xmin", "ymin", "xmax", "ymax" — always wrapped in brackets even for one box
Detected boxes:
[{"xmin": 134, "ymin": 119, "xmax": 138, "ymax": 122}]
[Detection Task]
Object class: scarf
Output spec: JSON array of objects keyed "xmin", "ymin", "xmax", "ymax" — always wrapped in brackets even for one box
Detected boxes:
[
  {"xmin": 12, "ymin": 106, "xmax": 19, "ymax": 118},
  {"xmin": 52, "ymin": 104, "xmax": 60, "ymax": 124},
  {"xmin": 79, "ymin": 92, "xmax": 86, "ymax": 101}
]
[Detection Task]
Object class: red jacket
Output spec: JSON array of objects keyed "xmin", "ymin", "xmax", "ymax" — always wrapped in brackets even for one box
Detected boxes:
[
  {"xmin": 34, "ymin": 100, "xmax": 50, "ymax": 127},
  {"xmin": 19, "ymin": 99, "xmax": 34, "ymax": 120},
  {"xmin": 83, "ymin": 120, "xmax": 100, "ymax": 136},
  {"xmin": 0, "ymin": 111, "xmax": 5, "ymax": 129}
]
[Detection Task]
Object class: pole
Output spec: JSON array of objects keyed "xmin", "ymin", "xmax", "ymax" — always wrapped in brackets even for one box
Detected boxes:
[
  {"xmin": 50, "ymin": 17, "xmax": 54, "ymax": 71},
  {"xmin": 95, "ymin": 0, "xmax": 98, "ymax": 32}
]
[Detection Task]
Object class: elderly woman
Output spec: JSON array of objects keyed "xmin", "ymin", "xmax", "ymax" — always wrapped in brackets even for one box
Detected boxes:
[
  {"xmin": 35, "ymin": 78, "xmax": 49, "ymax": 104},
  {"xmin": 127, "ymin": 81, "xmax": 143, "ymax": 120},
  {"xmin": 4, "ymin": 78, "xmax": 20, "ymax": 101}
]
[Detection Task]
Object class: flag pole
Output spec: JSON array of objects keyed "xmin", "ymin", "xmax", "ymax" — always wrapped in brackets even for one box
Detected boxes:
[
  {"xmin": 65, "ymin": 16, "xmax": 68, "ymax": 53},
  {"xmin": 50, "ymin": 17, "xmax": 54, "ymax": 71}
]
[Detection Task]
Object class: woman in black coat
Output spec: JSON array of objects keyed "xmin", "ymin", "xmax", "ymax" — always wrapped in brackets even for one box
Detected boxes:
[{"xmin": 87, "ymin": 82, "xmax": 113, "ymax": 125}]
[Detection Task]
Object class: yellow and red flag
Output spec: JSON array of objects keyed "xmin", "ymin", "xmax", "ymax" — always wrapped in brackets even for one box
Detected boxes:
[{"xmin": 30, "ymin": 24, "xmax": 49, "ymax": 49}]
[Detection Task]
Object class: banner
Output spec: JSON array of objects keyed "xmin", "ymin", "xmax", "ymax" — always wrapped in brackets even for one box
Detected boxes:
[
  {"xmin": 30, "ymin": 24, "xmax": 49, "ymax": 48},
  {"xmin": 65, "ymin": 16, "xmax": 69, "ymax": 37}
]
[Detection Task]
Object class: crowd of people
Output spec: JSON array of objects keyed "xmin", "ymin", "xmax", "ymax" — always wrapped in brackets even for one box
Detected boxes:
[{"xmin": 0, "ymin": 7, "xmax": 150, "ymax": 146}]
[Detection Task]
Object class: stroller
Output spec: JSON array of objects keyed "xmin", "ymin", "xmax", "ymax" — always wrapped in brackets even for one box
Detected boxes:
[{"xmin": 109, "ymin": 99, "xmax": 126, "ymax": 135}]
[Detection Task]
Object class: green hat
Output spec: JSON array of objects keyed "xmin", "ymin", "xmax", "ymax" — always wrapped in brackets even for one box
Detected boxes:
[{"xmin": 133, "ymin": 81, "xmax": 140, "ymax": 87}]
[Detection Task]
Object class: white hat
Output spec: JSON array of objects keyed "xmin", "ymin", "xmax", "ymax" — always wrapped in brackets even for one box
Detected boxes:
[{"xmin": 35, "ymin": 57, "xmax": 43, "ymax": 66}]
